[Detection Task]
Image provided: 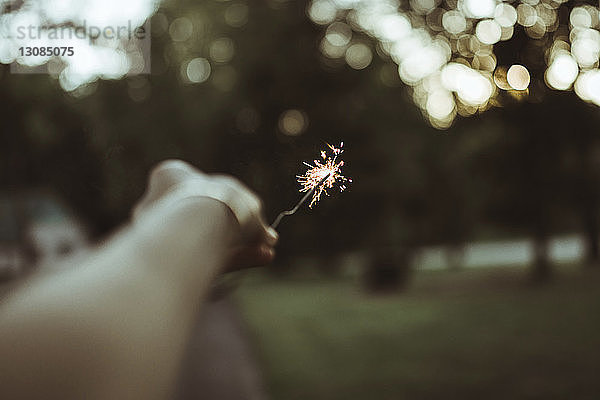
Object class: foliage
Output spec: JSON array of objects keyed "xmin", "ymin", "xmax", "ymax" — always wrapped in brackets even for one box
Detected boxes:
[{"xmin": 1, "ymin": 1, "xmax": 600, "ymax": 278}]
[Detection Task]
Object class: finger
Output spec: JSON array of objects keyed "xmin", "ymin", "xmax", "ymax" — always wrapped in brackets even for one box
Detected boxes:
[
  {"xmin": 212, "ymin": 175, "xmax": 268, "ymax": 240},
  {"xmin": 264, "ymin": 226, "xmax": 279, "ymax": 247},
  {"xmin": 151, "ymin": 160, "xmax": 206, "ymax": 188},
  {"xmin": 227, "ymin": 244, "xmax": 276, "ymax": 271},
  {"xmin": 212, "ymin": 176, "xmax": 263, "ymax": 216},
  {"xmin": 134, "ymin": 160, "xmax": 209, "ymax": 220},
  {"xmin": 243, "ymin": 223, "xmax": 278, "ymax": 250}
]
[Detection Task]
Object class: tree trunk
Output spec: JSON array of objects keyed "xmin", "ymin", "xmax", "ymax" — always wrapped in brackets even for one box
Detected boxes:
[
  {"xmin": 446, "ymin": 244, "xmax": 465, "ymax": 271},
  {"xmin": 364, "ymin": 247, "xmax": 412, "ymax": 293},
  {"xmin": 582, "ymin": 206, "xmax": 600, "ymax": 268},
  {"xmin": 531, "ymin": 235, "xmax": 551, "ymax": 283}
]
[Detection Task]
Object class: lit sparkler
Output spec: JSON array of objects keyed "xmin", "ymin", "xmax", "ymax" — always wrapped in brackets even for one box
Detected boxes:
[
  {"xmin": 271, "ymin": 142, "xmax": 351, "ymax": 229},
  {"xmin": 298, "ymin": 142, "xmax": 351, "ymax": 208}
]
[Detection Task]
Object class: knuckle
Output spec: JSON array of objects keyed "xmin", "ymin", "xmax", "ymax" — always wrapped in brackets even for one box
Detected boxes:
[
  {"xmin": 149, "ymin": 159, "xmax": 187, "ymax": 182},
  {"xmin": 214, "ymin": 175, "xmax": 243, "ymax": 188},
  {"xmin": 153, "ymin": 159, "xmax": 189, "ymax": 174},
  {"xmin": 249, "ymin": 194, "xmax": 263, "ymax": 212}
]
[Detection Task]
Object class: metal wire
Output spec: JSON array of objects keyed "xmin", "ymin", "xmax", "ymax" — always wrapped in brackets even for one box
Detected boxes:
[{"xmin": 270, "ymin": 173, "xmax": 331, "ymax": 229}]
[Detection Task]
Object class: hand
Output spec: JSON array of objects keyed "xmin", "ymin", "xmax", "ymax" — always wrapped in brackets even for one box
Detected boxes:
[{"xmin": 134, "ymin": 160, "xmax": 278, "ymax": 271}]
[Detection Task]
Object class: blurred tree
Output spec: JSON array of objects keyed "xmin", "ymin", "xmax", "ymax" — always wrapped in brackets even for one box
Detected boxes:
[
  {"xmin": 4, "ymin": 0, "xmax": 600, "ymax": 289},
  {"xmin": 308, "ymin": 0, "xmax": 600, "ymax": 280}
]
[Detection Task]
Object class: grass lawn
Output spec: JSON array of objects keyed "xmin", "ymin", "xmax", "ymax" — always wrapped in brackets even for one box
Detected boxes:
[{"xmin": 236, "ymin": 267, "xmax": 600, "ymax": 400}]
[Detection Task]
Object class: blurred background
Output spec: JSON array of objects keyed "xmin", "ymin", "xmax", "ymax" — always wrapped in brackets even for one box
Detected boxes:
[{"xmin": 1, "ymin": 0, "xmax": 600, "ymax": 399}]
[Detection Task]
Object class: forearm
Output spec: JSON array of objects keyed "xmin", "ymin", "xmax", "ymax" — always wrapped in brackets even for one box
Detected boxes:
[{"xmin": 0, "ymin": 198, "xmax": 234, "ymax": 399}]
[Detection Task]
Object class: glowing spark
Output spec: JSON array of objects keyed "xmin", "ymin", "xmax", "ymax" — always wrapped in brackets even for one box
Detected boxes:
[{"xmin": 297, "ymin": 142, "xmax": 352, "ymax": 208}]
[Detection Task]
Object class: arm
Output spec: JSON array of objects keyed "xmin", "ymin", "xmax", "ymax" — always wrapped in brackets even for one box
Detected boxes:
[{"xmin": 0, "ymin": 161, "xmax": 276, "ymax": 400}]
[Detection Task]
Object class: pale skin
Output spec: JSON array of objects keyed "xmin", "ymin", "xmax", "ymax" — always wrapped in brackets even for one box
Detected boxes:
[{"xmin": 0, "ymin": 160, "xmax": 278, "ymax": 400}]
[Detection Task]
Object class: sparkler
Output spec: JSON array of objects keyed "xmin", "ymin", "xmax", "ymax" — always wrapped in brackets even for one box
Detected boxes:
[
  {"xmin": 213, "ymin": 143, "xmax": 350, "ymax": 298},
  {"xmin": 271, "ymin": 142, "xmax": 351, "ymax": 229}
]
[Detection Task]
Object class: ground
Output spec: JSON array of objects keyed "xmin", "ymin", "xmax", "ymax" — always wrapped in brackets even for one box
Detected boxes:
[
  {"xmin": 237, "ymin": 266, "xmax": 600, "ymax": 400},
  {"xmin": 1, "ymin": 264, "xmax": 598, "ymax": 400}
]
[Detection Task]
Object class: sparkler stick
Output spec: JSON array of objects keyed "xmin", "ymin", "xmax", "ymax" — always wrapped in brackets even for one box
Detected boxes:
[{"xmin": 271, "ymin": 173, "xmax": 331, "ymax": 229}]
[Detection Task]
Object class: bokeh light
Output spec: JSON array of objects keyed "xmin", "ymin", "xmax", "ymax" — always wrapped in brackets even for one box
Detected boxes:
[
  {"xmin": 326, "ymin": 22, "xmax": 352, "ymax": 47},
  {"xmin": 307, "ymin": 0, "xmax": 600, "ymax": 128},
  {"xmin": 493, "ymin": 66, "xmax": 511, "ymax": 90},
  {"xmin": 442, "ymin": 10, "xmax": 467, "ymax": 35},
  {"xmin": 308, "ymin": 0, "xmax": 337, "ymax": 25},
  {"xmin": 517, "ymin": 4, "xmax": 537, "ymax": 28},
  {"xmin": 345, "ymin": 43, "xmax": 372, "ymax": 70},
  {"xmin": 571, "ymin": 29, "xmax": 600, "ymax": 68},
  {"xmin": 309, "ymin": 0, "xmax": 516, "ymax": 127},
  {"xmin": 0, "ymin": 0, "xmax": 159, "ymax": 91},
  {"xmin": 546, "ymin": 52, "xmax": 578, "ymax": 90},
  {"xmin": 426, "ymin": 89, "xmax": 455, "ymax": 121},
  {"xmin": 570, "ymin": 7, "xmax": 592, "ymax": 29},
  {"xmin": 462, "ymin": 0, "xmax": 496, "ymax": 19},
  {"xmin": 494, "ymin": 3, "xmax": 517, "ymax": 28},
  {"xmin": 476, "ymin": 20, "xmax": 502, "ymax": 45},
  {"xmin": 224, "ymin": 3, "xmax": 249, "ymax": 27},
  {"xmin": 507, "ymin": 64, "xmax": 530, "ymax": 91},
  {"xmin": 3, "ymin": 0, "xmax": 599, "ymax": 126},
  {"xmin": 210, "ymin": 37, "xmax": 235, "ymax": 63},
  {"xmin": 411, "ymin": 0, "xmax": 440, "ymax": 15},
  {"xmin": 574, "ymin": 69, "xmax": 600, "ymax": 106},
  {"xmin": 184, "ymin": 58, "xmax": 211, "ymax": 83},
  {"xmin": 279, "ymin": 109, "xmax": 309, "ymax": 136},
  {"xmin": 169, "ymin": 17, "xmax": 194, "ymax": 42}
]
